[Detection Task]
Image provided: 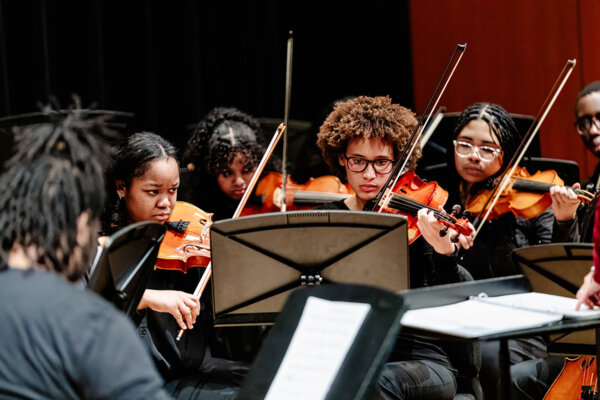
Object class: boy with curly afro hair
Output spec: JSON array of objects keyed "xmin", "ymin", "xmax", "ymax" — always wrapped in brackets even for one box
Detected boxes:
[{"xmin": 317, "ymin": 95, "xmax": 466, "ymax": 400}]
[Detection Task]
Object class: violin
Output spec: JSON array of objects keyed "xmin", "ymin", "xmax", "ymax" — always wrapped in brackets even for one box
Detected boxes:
[
  {"xmin": 379, "ymin": 170, "xmax": 473, "ymax": 244},
  {"xmin": 156, "ymin": 201, "xmax": 213, "ymax": 273},
  {"xmin": 243, "ymin": 171, "xmax": 353, "ymax": 215},
  {"xmin": 467, "ymin": 166, "xmax": 593, "ymax": 220},
  {"xmin": 544, "ymin": 356, "xmax": 597, "ymax": 400}
]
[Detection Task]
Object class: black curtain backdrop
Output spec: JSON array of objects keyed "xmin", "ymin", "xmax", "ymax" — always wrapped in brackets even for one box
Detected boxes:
[{"xmin": 0, "ymin": 0, "xmax": 413, "ymax": 151}]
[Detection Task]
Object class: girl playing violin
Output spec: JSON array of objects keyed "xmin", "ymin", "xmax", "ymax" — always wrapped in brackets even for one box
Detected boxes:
[
  {"xmin": 317, "ymin": 95, "xmax": 468, "ymax": 400},
  {"xmin": 443, "ymin": 102, "xmax": 581, "ymax": 279},
  {"xmin": 440, "ymin": 103, "xmax": 581, "ymax": 400},
  {"xmin": 102, "ymin": 132, "xmax": 244, "ymax": 399},
  {"xmin": 181, "ymin": 107, "xmax": 267, "ymax": 221}
]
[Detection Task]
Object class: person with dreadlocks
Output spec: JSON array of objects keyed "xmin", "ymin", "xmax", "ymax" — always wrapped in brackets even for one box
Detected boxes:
[
  {"xmin": 180, "ymin": 107, "xmax": 267, "ymax": 221},
  {"xmin": 439, "ymin": 102, "xmax": 581, "ymax": 400},
  {"xmin": 101, "ymin": 131, "xmax": 245, "ymax": 399},
  {"xmin": 317, "ymin": 95, "xmax": 474, "ymax": 400},
  {"xmin": 0, "ymin": 112, "xmax": 171, "ymax": 399}
]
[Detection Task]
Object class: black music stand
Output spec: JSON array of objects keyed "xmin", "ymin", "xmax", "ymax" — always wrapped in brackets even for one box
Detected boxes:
[
  {"xmin": 210, "ymin": 210, "xmax": 408, "ymax": 326},
  {"xmin": 236, "ymin": 283, "xmax": 406, "ymax": 400},
  {"xmin": 512, "ymin": 243, "xmax": 595, "ymax": 354},
  {"xmin": 87, "ymin": 221, "xmax": 166, "ymax": 320}
]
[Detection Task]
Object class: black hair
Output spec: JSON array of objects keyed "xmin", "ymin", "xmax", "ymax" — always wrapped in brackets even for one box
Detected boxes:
[
  {"xmin": 181, "ymin": 107, "xmax": 267, "ymax": 220},
  {"xmin": 184, "ymin": 107, "xmax": 264, "ymax": 178},
  {"xmin": 0, "ymin": 110, "xmax": 112, "ymax": 281},
  {"xmin": 101, "ymin": 132, "xmax": 178, "ymax": 234},
  {"xmin": 448, "ymin": 103, "xmax": 522, "ymax": 203},
  {"xmin": 575, "ymin": 81, "xmax": 600, "ymax": 115}
]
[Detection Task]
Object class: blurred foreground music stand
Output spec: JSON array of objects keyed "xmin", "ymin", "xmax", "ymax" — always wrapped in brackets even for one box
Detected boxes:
[
  {"xmin": 88, "ymin": 221, "xmax": 166, "ymax": 320},
  {"xmin": 210, "ymin": 210, "xmax": 408, "ymax": 326},
  {"xmin": 236, "ymin": 283, "xmax": 406, "ymax": 400},
  {"xmin": 512, "ymin": 243, "xmax": 595, "ymax": 354}
]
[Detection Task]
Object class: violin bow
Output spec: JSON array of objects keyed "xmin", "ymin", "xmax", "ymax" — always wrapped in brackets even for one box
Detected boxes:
[
  {"xmin": 473, "ymin": 59, "xmax": 576, "ymax": 236},
  {"xmin": 369, "ymin": 43, "xmax": 467, "ymax": 212},
  {"xmin": 280, "ymin": 31, "xmax": 293, "ymax": 212},
  {"xmin": 176, "ymin": 123, "xmax": 287, "ymax": 341}
]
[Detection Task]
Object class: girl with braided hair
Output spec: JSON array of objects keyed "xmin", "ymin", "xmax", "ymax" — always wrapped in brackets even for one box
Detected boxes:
[
  {"xmin": 444, "ymin": 102, "xmax": 580, "ymax": 279},
  {"xmin": 0, "ymin": 111, "xmax": 171, "ymax": 399},
  {"xmin": 443, "ymin": 103, "xmax": 581, "ymax": 399}
]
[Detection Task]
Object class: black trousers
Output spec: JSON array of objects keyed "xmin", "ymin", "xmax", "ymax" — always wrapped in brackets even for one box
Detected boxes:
[
  {"xmin": 373, "ymin": 360, "xmax": 457, "ymax": 400},
  {"xmin": 510, "ymin": 355, "xmax": 564, "ymax": 400}
]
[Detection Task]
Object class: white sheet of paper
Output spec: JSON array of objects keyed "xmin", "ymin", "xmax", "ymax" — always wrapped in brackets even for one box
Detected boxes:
[
  {"xmin": 265, "ymin": 296, "xmax": 371, "ymax": 400},
  {"xmin": 401, "ymin": 300, "xmax": 563, "ymax": 338},
  {"xmin": 478, "ymin": 292, "xmax": 600, "ymax": 319}
]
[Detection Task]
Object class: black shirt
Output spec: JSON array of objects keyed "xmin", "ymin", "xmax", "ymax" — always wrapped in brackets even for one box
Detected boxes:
[{"xmin": 0, "ymin": 268, "xmax": 171, "ymax": 400}]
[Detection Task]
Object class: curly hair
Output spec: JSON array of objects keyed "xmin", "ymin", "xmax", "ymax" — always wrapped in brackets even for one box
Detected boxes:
[
  {"xmin": 101, "ymin": 132, "xmax": 178, "ymax": 235},
  {"xmin": 0, "ymin": 109, "xmax": 112, "ymax": 281},
  {"xmin": 184, "ymin": 107, "xmax": 263, "ymax": 178},
  {"xmin": 316, "ymin": 96, "xmax": 419, "ymax": 179}
]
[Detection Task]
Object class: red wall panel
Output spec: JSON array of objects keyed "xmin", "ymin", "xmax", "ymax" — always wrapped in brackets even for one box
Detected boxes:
[{"xmin": 410, "ymin": 0, "xmax": 600, "ymax": 180}]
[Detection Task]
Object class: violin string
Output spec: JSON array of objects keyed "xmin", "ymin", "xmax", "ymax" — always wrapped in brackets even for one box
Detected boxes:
[{"xmin": 387, "ymin": 195, "xmax": 453, "ymax": 223}]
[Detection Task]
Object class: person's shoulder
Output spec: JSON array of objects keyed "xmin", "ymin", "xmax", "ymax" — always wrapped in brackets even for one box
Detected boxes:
[{"xmin": 5, "ymin": 268, "xmax": 126, "ymax": 325}]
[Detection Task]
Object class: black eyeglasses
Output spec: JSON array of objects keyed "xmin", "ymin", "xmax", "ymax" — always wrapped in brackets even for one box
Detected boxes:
[
  {"xmin": 343, "ymin": 155, "xmax": 395, "ymax": 174},
  {"xmin": 575, "ymin": 113, "xmax": 600, "ymax": 135}
]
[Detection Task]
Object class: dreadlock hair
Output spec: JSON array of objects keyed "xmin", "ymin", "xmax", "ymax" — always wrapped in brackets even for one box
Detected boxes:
[
  {"xmin": 101, "ymin": 132, "xmax": 178, "ymax": 235},
  {"xmin": 575, "ymin": 81, "xmax": 600, "ymax": 115},
  {"xmin": 316, "ymin": 96, "xmax": 419, "ymax": 180},
  {"xmin": 0, "ymin": 110, "xmax": 112, "ymax": 281},
  {"xmin": 449, "ymin": 103, "xmax": 522, "ymax": 201},
  {"xmin": 184, "ymin": 107, "xmax": 264, "ymax": 179}
]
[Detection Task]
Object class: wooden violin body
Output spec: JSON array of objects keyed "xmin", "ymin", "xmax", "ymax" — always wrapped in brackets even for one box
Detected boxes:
[
  {"xmin": 544, "ymin": 356, "xmax": 597, "ymax": 400},
  {"xmin": 380, "ymin": 171, "xmax": 473, "ymax": 243},
  {"xmin": 243, "ymin": 171, "xmax": 353, "ymax": 215},
  {"xmin": 156, "ymin": 201, "xmax": 213, "ymax": 273},
  {"xmin": 467, "ymin": 167, "xmax": 566, "ymax": 220}
]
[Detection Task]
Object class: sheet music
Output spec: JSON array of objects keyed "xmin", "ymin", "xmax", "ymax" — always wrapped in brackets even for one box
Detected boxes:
[
  {"xmin": 265, "ymin": 296, "xmax": 371, "ymax": 400},
  {"xmin": 401, "ymin": 292, "xmax": 600, "ymax": 339},
  {"xmin": 401, "ymin": 299, "xmax": 563, "ymax": 338},
  {"xmin": 477, "ymin": 292, "xmax": 600, "ymax": 319}
]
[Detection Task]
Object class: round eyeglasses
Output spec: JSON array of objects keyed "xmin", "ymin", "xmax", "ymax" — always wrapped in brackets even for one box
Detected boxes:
[
  {"xmin": 575, "ymin": 113, "xmax": 600, "ymax": 135},
  {"xmin": 453, "ymin": 140, "xmax": 502, "ymax": 162},
  {"xmin": 343, "ymin": 155, "xmax": 395, "ymax": 174}
]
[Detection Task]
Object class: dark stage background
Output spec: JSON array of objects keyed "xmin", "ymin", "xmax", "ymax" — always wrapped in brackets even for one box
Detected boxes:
[{"xmin": 0, "ymin": 0, "xmax": 414, "ymax": 152}]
